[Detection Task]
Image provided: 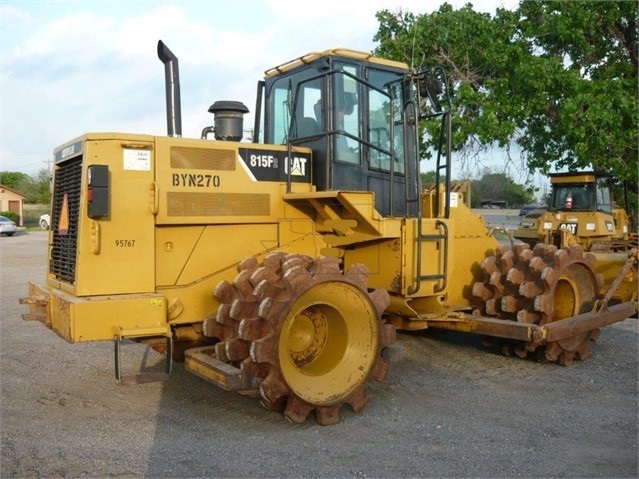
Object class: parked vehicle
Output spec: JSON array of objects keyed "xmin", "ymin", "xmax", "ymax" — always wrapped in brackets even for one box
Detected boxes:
[
  {"xmin": 40, "ymin": 214, "xmax": 50, "ymax": 230},
  {"xmin": 0, "ymin": 215, "xmax": 17, "ymax": 236},
  {"xmin": 518, "ymin": 204, "xmax": 539, "ymax": 216}
]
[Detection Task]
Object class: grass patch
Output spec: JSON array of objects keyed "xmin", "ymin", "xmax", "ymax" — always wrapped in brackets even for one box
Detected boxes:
[{"xmin": 22, "ymin": 204, "xmax": 50, "ymax": 229}]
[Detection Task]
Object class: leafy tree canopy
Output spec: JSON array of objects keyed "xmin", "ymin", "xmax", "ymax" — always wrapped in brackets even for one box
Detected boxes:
[
  {"xmin": 0, "ymin": 171, "xmax": 30, "ymax": 190},
  {"xmin": 0, "ymin": 169, "xmax": 51, "ymax": 204},
  {"xmin": 470, "ymin": 171, "xmax": 535, "ymax": 208},
  {"xmin": 374, "ymin": 1, "xmax": 637, "ymax": 214},
  {"xmin": 420, "ymin": 170, "xmax": 438, "ymax": 184}
]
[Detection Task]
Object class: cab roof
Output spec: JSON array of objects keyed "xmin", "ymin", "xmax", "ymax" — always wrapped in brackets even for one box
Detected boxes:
[
  {"xmin": 264, "ymin": 48, "xmax": 409, "ymax": 78},
  {"xmin": 549, "ymin": 171, "xmax": 609, "ymax": 184}
]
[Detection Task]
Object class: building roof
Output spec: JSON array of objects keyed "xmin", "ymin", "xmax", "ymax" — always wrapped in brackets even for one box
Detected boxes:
[{"xmin": 0, "ymin": 184, "xmax": 28, "ymax": 199}]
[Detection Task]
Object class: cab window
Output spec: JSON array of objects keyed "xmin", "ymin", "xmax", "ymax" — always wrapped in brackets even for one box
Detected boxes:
[
  {"xmin": 368, "ymin": 83, "xmax": 404, "ymax": 174},
  {"xmin": 333, "ymin": 64, "xmax": 359, "ymax": 165},
  {"xmin": 595, "ymin": 178, "xmax": 612, "ymax": 213},
  {"xmin": 269, "ymin": 75, "xmax": 321, "ymax": 144}
]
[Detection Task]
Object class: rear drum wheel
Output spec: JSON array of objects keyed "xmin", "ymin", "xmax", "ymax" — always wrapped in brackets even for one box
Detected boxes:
[
  {"xmin": 277, "ymin": 280, "xmax": 381, "ymax": 409},
  {"xmin": 209, "ymin": 253, "xmax": 393, "ymax": 425}
]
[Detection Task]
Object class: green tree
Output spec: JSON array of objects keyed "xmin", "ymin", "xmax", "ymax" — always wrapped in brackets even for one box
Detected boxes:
[
  {"xmin": 420, "ymin": 170, "xmax": 437, "ymax": 184},
  {"xmin": 374, "ymin": 1, "xmax": 637, "ymax": 216},
  {"xmin": 0, "ymin": 171, "xmax": 30, "ymax": 190},
  {"xmin": 471, "ymin": 171, "xmax": 534, "ymax": 208},
  {"xmin": 24, "ymin": 168, "xmax": 52, "ymax": 204},
  {"xmin": 0, "ymin": 169, "xmax": 51, "ymax": 204}
]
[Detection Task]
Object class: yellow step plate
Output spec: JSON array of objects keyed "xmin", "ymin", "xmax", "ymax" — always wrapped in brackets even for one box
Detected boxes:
[{"xmin": 184, "ymin": 346, "xmax": 254, "ymax": 392}]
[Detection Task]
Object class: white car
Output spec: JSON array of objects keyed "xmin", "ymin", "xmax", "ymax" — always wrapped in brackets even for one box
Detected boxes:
[
  {"xmin": 40, "ymin": 214, "xmax": 50, "ymax": 230},
  {"xmin": 0, "ymin": 215, "xmax": 17, "ymax": 236}
]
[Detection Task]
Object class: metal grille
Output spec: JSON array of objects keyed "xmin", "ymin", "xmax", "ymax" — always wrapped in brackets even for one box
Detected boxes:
[
  {"xmin": 166, "ymin": 192, "xmax": 270, "ymax": 216},
  {"xmin": 50, "ymin": 156, "xmax": 82, "ymax": 284},
  {"xmin": 170, "ymin": 146, "xmax": 236, "ymax": 170}
]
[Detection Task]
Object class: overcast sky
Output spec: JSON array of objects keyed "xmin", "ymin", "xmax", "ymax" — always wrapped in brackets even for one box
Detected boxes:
[{"xmin": 1, "ymin": 0, "xmax": 518, "ymax": 177}]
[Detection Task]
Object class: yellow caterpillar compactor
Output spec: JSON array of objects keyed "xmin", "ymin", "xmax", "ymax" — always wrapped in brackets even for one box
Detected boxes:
[
  {"xmin": 514, "ymin": 171, "xmax": 635, "ymax": 253},
  {"xmin": 514, "ymin": 171, "xmax": 637, "ymax": 305},
  {"xmin": 21, "ymin": 41, "xmax": 638, "ymax": 425}
]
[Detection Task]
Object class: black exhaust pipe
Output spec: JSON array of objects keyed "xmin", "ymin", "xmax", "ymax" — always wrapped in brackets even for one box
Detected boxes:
[{"xmin": 157, "ymin": 40, "xmax": 182, "ymax": 137}]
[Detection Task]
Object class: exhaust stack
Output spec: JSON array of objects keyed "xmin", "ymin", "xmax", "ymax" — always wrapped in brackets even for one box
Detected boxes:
[{"xmin": 157, "ymin": 40, "xmax": 182, "ymax": 137}]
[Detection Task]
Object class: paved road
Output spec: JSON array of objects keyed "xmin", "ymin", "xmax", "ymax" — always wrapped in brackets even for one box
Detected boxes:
[{"xmin": 1, "ymin": 231, "xmax": 637, "ymax": 478}]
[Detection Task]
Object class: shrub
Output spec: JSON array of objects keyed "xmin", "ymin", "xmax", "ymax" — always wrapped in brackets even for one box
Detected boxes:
[{"xmin": 0, "ymin": 211, "xmax": 18, "ymax": 222}]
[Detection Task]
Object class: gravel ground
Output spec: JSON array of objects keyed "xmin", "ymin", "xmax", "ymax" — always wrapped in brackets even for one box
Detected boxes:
[{"xmin": 1, "ymin": 231, "xmax": 637, "ymax": 478}]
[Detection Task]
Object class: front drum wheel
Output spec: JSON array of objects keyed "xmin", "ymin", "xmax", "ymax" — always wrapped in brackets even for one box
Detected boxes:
[{"xmin": 473, "ymin": 243, "xmax": 603, "ymax": 365}]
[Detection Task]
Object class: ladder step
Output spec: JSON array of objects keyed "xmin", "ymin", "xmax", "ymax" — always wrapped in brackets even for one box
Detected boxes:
[
  {"xmin": 114, "ymin": 329, "xmax": 172, "ymax": 385},
  {"xmin": 419, "ymin": 274, "xmax": 446, "ymax": 281},
  {"xmin": 21, "ymin": 313, "xmax": 49, "ymax": 324},
  {"xmin": 19, "ymin": 295, "xmax": 48, "ymax": 306}
]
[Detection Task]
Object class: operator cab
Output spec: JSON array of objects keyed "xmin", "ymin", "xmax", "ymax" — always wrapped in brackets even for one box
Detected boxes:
[
  {"xmin": 255, "ymin": 49, "xmax": 422, "ymax": 217},
  {"xmin": 549, "ymin": 172, "xmax": 613, "ymax": 213}
]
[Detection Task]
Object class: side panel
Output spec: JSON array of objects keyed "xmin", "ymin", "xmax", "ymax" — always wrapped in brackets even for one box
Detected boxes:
[
  {"xmin": 155, "ymin": 224, "xmax": 279, "ymax": 286},
  {"xmin": 154, "ymin": 137, "xmax": 313, "ymax": 225},
  {"xmin": 64, "ymin": 138, "xmax": 156, "ymax": 296}
]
